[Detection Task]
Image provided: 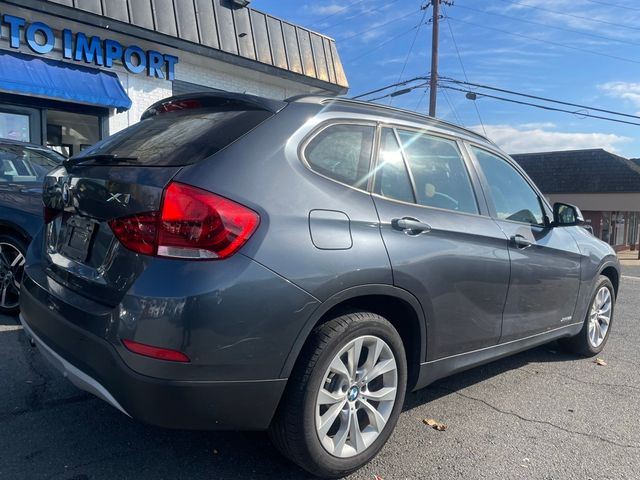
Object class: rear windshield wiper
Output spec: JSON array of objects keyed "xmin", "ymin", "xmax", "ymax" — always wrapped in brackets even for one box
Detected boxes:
[{"xmin": 64, "ymin": 154, "xmax": 139, "ymax": 168}]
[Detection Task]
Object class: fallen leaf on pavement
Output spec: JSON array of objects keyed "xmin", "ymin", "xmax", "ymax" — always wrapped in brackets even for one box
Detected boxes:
[
  {"xmin": 594, "ymin": 358, "xmax": 607, "ymax": 366},
  {"xmin": 423, "ymin": 418, "xmax": 447, "ymax": 431}
]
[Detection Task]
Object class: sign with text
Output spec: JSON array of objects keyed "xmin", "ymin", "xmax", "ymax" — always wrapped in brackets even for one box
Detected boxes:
[{"xmin": 0, "ymin": 14, "xmax": 178, "ymax": 80}]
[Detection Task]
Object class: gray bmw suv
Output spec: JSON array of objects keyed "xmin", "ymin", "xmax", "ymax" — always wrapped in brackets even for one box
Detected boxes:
[{"xmin": 20, "ymin": 92, "xmax": 619, "ymax": 478}]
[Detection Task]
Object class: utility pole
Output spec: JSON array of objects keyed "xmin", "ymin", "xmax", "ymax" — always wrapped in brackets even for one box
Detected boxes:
[{"xmin": 428, "ymin": 0, "xmax": 440, "ymax": 117}]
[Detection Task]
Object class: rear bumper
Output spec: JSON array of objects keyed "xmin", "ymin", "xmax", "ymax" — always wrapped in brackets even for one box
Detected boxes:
[
  {"xmin": 20, "ymin": 277, "xmax": 287, "ymax": 431},
  {"xmin": 21, "ymin": 316, "xmax": 131, "ymax": 417}
]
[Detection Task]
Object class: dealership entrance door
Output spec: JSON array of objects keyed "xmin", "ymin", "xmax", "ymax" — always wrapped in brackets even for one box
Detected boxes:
[{"xmin": 0, "ymin": 94, "xmax": 106, "ymax": 156}]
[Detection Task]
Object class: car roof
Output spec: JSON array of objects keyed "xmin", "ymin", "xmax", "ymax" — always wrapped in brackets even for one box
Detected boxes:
[{"xmin": 0, "ymin": 138, "xmax": 50, "ymax": 149}]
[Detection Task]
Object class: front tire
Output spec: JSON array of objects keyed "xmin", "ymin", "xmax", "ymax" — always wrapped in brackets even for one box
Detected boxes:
[
  {"xmin": 561, "ymin": 275, "xmax": 615, "ymax": 356},
  {"xmin": 269, "ymin": 312, "xmax": 407, "ymax": 478}
]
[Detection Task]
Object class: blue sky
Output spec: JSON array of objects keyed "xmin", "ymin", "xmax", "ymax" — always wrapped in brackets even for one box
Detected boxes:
[{"xmin": 253, "ymin": 0, "xmax": 640, "ymax": 157}]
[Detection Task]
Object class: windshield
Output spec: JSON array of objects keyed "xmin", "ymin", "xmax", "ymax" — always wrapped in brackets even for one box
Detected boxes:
[
  {"xmin": 74, "ymin": 107, "xmax": 274, "ymax": 166},
  {"xmin": 0, "ymin": 145, "xmax": 60, "ymax": 183}
]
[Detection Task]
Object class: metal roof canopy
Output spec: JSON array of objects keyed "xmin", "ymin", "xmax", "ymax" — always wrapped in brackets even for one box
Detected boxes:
[{"xmin": 6, "ymin": 0, "xmax": 349, "ymax": 94}]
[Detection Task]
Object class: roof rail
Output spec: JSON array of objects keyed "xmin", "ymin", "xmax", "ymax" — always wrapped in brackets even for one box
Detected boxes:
[
  {"xmin": 327, "ymin": 97, "xmax": 494, "ymax": 145},
  {"xmin": 285, "ymin": 94, "xmax": 494, "ymax": 145}
]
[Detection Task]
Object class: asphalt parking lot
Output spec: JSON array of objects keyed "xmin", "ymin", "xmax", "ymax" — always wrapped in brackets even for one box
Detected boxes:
[{"xmin": 1, "ymin": 268, "xmax": 639, "ymax": 480}]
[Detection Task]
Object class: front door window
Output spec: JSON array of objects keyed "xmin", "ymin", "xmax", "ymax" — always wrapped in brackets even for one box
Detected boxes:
[{"xmin": 472, "ymin": 147, "xmax": 545, "ymax": 225}]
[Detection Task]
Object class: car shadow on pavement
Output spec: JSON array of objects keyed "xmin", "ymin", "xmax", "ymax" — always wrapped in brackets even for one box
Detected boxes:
[{"xmin": 403, "ymin": 343, "xmax": 578, "ymax": 412}]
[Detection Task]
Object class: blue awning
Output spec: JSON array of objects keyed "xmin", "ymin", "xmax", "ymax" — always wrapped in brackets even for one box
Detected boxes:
[{"xmin": 0, "ymin": 51, "xmax": 132, "ymax": 111}]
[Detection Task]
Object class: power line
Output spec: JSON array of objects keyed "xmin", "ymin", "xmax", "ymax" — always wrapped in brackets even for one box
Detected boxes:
[
  {"xmin": 495, "ymin": 0, "xmax": 640, "ymax": 33},
  {"xmin": 454, "ymin": 2, "xmax": 640, "ymax": 48},
  {"xmin": 390, "ymin": 3, "xmax": 430, "ymax": 105},
  {"xmin": 334, "ymin": 9, "xmax": 421, "ymax": 43},
  {"xmin": 345, "ymin": 22, "xmax": 425, "ymax": 62},
  {"xmin": 368, "ymin": 82, "xmax": 430, "ymax": 102},
  {"xmin": 441, "ymin": 88, "xmax": 464, "ymax": 126},
  {"xmin": 581, "ymin": 0, "xmax": 640, "ymax": 12},
  {"xmin": 448, "ymin": 16, "xmax": 640, "ymax": 65},
  {"xmin": 441, "ymin": 85, "xmax": 640, "ymax": 127},
  {"xmin": 440, "ymin": 78, "xmax": 640, "ymax": 120},
  {"xmin": 353, "ymin": 76, "xmax": 640, "ymax": 127},
  {"xmin": 307, "ymin": 0, "xmax": 371, "ymax": 28},
  {"xmin": 415, "ymin": 88, "xmax": 429, "ymax": 111},
  {"xmin": 352, "ymin": 76, "xmax": 428, "ymax": 99},
  {"xmin": 319, "ymin": 0, "xmax": 403, "ymax": 33},
  {"xmin": 442, "ymin": 7, "xmax": 486, "ymax": 135}
]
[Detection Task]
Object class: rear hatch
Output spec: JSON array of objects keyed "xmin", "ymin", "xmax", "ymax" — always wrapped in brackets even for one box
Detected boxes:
[{"xmin": 42, "ymin": 95, "xmax": 282, "ymax": 306}]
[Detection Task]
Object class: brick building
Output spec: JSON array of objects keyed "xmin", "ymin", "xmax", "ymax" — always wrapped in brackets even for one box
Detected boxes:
[
  {"xmin": 0, "ymin": 0, "xmax": 348, "ymax": 156},
  {"xmin": 512, "ymin": 149, "xmax": 640, "ymax": 250}
]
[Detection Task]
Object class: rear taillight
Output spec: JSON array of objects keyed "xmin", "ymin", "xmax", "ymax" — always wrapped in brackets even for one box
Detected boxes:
[
  {"xmin": 108, "ymin": 182, "xmax": 259, "ymax": 260},
  {"xmin": 109, "ymin": 212, "xmax": 158, "ymax": 256}
]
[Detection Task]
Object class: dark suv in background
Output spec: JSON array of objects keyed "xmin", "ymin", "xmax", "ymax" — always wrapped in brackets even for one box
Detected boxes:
[
  {"xmin": 20, "ymin": 92, "xmax": 619, "ymax": 478},
  {"xmin": 0, "ymin": 139, "xmax": 64, "ymax": 313}
]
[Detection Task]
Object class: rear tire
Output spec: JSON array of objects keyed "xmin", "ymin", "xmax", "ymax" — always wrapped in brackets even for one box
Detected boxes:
[
  {"xmin": 560, "ymin": 275, "xmax": 615, "ymax": 357},
  {"xmin": 269, "ymin": 312, "xmax": 407, "ymax": 479},
  {"xmin": 0, "ymin": 234, "xmax": 27, "ymax": 315}
]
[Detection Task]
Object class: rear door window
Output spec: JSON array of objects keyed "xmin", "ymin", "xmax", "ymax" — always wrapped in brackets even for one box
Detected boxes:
[
  {"xmin": 304, "ymin": 124, "xmax": 375, "ymax": 188},
  {"xmin": 75, "ymin": 107, "xmax": 274, "ymax": 166}
]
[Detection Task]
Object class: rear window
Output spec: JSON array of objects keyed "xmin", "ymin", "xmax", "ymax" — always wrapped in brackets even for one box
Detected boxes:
[{"xmin": 75, "ymin": 107, "xmax": 273, "ymax": 166}]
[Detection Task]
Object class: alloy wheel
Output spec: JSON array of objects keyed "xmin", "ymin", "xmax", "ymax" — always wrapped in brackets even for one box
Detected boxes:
[
  {"xmin": 588, "ymin": 286, "xmax": 612, "ymax": 348},
  {"xmin": 0, "ymin": 242, "xmax": 25, "ymax": 310},
  {"xmin": 315, "ymin": 335, "xmax": 398, "ymax": 458}
]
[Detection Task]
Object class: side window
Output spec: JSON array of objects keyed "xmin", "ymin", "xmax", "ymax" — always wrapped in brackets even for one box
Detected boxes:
[
  {"xmin": 373, "ymin": 128, "xmax": 415, "ymax": 203},
  {"xmin": 472, "ymin": 147, "xmax": 545, "ymax": 225},
  {"xmin": 304, "ymin": 124, "xmax": 375, "ymax": 188},
  {"xmin": 0, "ymin": 146, "xmax": 57, "ymax": 182},
  {"xmin": 0, "ymin": 147, "xmax": 19, "ymax": 181},
  {"xmin": 396, "ymin": 129, "xmax": 479, "ymax": 214}
]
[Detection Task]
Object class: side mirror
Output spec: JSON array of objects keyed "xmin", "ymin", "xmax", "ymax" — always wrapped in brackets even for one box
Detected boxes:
[{"xmin": 552, "ymin": 202, "xmax": 584, "ymax": 227}]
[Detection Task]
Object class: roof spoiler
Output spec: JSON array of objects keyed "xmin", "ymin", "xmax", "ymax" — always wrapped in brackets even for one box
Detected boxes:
[{"xmin": 141, "ymin": 91, "xmax": 287, "ymax": 120}]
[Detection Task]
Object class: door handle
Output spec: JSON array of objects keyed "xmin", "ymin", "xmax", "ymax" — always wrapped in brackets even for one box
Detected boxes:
[
  {"xmin": 511, "ymin": 234, "xmax": 533, "ymax": 248},
  {"xmin": 392, "ymin": 217, "xmax": 432, "ymax": 235}
]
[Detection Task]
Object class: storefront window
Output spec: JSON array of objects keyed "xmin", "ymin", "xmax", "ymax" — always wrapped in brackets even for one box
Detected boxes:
[
  {"xmin": 0, "ymin": 111, "xmax": 30, "ymax": 142},
  {"xmin": 613, "ymin": 213, "xmax": 626, "ymax": 246},
  {"xmin": 46, "ymin": 110, "xmax": 100, "ymax": 158}
]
